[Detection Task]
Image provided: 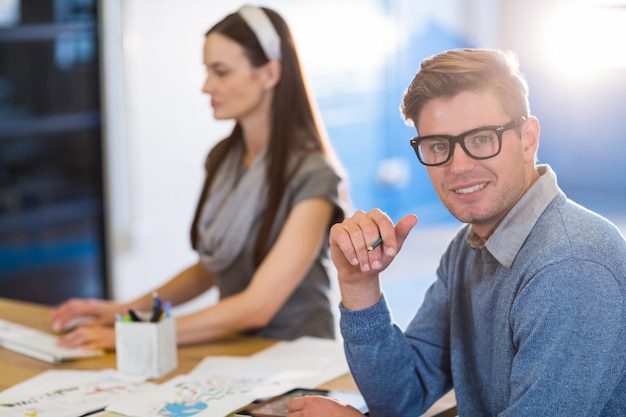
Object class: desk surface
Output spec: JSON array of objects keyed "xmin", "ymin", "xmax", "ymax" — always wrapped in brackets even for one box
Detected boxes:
[
  {"xmin": 0, "ymin": 297, "xmax": 355, "ymax": 392},
  {"xmin": 0, "ymin": 297, "xmax": 455, "ymax": 416}
]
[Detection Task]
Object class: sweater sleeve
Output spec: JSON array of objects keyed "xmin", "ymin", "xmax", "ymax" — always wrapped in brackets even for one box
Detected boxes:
[
  {"xmin": 340, "ymin": 279, "xmax": 454, "ymax": 417},
  {"xmin": 503, "ymin": 259, "xmax": 626, "ymax": 416}
]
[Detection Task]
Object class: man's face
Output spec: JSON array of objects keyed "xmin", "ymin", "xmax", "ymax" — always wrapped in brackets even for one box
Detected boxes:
[{"xmin": 416, "ymin": 90, "xmax": 538, "ymax": 240}]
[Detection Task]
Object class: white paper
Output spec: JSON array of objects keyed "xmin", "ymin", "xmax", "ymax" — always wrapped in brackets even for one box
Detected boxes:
[
  {"xmin": 249, "ymin": 336, "xmax": 350, "ymax": 387},
  {"xmin": 0, "ymin": 369, "xmax": 153, "ymax": 417},
  {"xmin": 106, "ymin": 336, "xmax": 351, "ymax": 417},
  {"xmin": 1, "ymin": 336, "xmax": 352, "ymax": 417},
  {"xmin": 106, "ymin": 374, "xmax": 291, "ymax": 417},
  {"xmin": 191, "ymin": 336, "xmax": 350, "ymax": 388}
]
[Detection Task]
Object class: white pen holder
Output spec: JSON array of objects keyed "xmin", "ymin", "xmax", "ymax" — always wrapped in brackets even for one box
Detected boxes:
[{"xmin": 115, "ymin": 317, "xmax": 177, "ymax": 379}]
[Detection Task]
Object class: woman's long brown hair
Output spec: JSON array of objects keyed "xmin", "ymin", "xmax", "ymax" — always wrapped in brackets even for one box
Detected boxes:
[{"xmin": 190, "ymin": 7, "xmax": 344, "ymax": 267}]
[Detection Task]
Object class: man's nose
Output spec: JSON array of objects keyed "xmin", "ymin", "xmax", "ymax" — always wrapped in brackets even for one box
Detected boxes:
[{"xmin": 447, "ymin": 142, "xmax": 475, "ymax": 173}]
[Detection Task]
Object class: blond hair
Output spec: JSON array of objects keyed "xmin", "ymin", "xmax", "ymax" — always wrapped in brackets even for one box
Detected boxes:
[{"xmin": 401, "ymin": 48, "xmax": 530, "ymax": 128}]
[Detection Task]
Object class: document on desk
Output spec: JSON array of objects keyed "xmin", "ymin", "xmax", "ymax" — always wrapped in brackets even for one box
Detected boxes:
[
  {"xmin": 0, "ymin": 319, "xmax": 104, "ymax": 364},
  {"xmin": 0, "ymin": 369, "xmax": 153, "ymax": 417},
  {"xmin": 191, "ymin": 336, "xmax": 350, "ymax": 387},
  {"xmin": 107, "ymin": 373, "xmax": 292, "ymax": 417},
  {"xmin": 105, "ymin": 336, "xmax": 351, "ymax": 417}
]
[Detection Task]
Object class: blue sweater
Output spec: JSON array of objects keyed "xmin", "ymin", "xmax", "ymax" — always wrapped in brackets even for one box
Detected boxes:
[{"xmin": 340, "ymin": 166, "xmax": 626, "ymax": 416}]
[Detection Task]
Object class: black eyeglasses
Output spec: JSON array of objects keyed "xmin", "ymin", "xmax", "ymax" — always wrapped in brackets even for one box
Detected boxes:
[{"xmin": 409, "ymin": 117, "xmax": 526, "ymax": 166}]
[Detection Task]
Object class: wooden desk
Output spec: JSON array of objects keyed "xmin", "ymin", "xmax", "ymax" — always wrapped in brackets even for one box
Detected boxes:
[
  {"xmin": 0, "ymin": 297, "xmax": 454, "ymax": 416},
  {"xmin": 0, "ymin": 297, "xmax": 356, "ymax": 391}
]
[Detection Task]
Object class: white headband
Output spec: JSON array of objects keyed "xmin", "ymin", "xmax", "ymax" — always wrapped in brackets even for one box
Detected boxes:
[{"xmin": 237, "ymin": 5, "xmax": 281, "ymax": 61}]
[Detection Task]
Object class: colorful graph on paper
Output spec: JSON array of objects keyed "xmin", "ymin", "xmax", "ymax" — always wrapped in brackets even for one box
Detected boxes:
[
  {"xmin": 0, "ymin": 370, "xmax": 152, "ymax": 417},
  {"xmin": 106, "ymin": 374, "xmax": 290, "ymax": 417},
  {"xmin": 159, "ymin": 377, "xmax": 257, "ymax": 416}
]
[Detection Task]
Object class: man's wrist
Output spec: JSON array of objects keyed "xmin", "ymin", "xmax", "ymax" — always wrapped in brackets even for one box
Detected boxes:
[{"xmin": 338, "ymin": 276, "xmax": 382, "ymax": 311}]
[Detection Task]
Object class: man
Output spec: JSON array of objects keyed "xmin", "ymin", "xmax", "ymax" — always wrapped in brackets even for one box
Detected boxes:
[{"xmin": 288, "ymin": 48, "xmax": 626, "ymax": 416}]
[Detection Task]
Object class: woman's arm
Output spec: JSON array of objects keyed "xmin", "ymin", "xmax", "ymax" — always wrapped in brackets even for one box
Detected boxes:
[
  {"xmin": 56, "ymin": 198, "xmax": 333, "ymax": 348},
  {"xmin": 54, "ymin": 262, "xmax": 215, "ymax": 349},
  {"xmin": 174, "ymin": 197, "xmax": 334, "ymax": 345},
  {"xmin": 126, "ymin": 262, "xmax": 215, "ymax": 311}
]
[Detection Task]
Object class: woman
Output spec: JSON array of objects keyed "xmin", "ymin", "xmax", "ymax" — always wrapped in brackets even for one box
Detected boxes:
[{"xmin": 52, "ymin": 5, "xmax": 348, "ymax": 349}]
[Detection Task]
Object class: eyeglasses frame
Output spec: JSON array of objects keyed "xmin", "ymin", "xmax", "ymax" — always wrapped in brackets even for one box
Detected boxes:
[{"xmin": 409, "ymin": 116, "xmax": 527, "ymax": 167}]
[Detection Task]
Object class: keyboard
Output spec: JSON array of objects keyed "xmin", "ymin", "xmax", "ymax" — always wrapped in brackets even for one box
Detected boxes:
[{"xmin": 0, "ymin": 318, "xmax": 104, "ymax": 364}]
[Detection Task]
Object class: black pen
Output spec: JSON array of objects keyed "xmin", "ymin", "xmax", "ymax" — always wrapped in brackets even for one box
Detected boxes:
[
  {"xmin": 128, "ymin": 309, "xmax": 142, "ymax": 322},
  {"xmin": 78, "ymin": 407, "xmax": 106, "ymax": 417}
]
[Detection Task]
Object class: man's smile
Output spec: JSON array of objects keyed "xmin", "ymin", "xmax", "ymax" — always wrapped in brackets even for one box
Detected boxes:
[{"xmin": 453, "ymin": 182, "xmax": 487, "ymax": 195}]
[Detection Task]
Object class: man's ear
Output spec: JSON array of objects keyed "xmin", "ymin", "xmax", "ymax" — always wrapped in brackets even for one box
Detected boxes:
[
  {"xmin": 261, "ymin": 60, "xmax": 282, "ymax": 90},
  {"xmin": 521, "ymin": 115, "xmax": 540, "ymax": 162}
]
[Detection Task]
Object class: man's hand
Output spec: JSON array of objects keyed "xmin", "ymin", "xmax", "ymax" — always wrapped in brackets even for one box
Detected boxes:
[
  {"xmin": 287, "ymin": 395, "xmax": 365, "ymax": 417},
  {"xmin": 329, "ymin": 209, "xmax": 418, "ymax": 310}
]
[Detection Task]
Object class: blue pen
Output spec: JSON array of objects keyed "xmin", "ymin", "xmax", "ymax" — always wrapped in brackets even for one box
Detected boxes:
[
  {"xmin": 147, "ymin": 292, "xmax": 160, "ymax": 322},
  {"xmin": 164, "ymin": 300, "xmax": 172, "ymax": 319},
  {"xmin": 367, "ymin": 236, "xmax": 383, "ymax": 252},
  {"xmin": 152, "ymin": 292, "xmax": 162, "ymax": 310}
]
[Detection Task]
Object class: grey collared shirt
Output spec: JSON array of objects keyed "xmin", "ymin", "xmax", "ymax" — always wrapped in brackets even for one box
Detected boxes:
[{"xmin": 469, "ymin": 164, "xmax": 558, "ymax": 267}]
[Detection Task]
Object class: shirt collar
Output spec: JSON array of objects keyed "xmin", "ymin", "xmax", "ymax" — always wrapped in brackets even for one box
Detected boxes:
[{"xmin": 467, "ymin": 164, "xmax": 559, "ymax": 267}]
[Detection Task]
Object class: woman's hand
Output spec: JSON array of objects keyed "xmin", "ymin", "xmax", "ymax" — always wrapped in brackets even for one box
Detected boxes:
[
  {"xmin": 51, "ymin": 298, "xmax": 126, "ymax": 333},
  {"xmin": 287, "ymin": 395, "xmax": 365, "ymax": 417},
  {"xmin": 56, "ymin": 323, "xmax": 116, "ymax": 350}
]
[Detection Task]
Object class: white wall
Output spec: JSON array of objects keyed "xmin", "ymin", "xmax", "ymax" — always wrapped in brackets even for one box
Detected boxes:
[
  {"xmin": 102, "ymin": 0, "xmax": 626, "ymax": 323},
  {"xmin": 103, "ymin": 0, "xmax": 415, "ymax": 304},
  {"xmin": 104, "ymin": 0, "xmax": 235, "ymax": 304},
  {"xmin": 101, "ymin": 0, "xmax": 490, "ymax": 307}
]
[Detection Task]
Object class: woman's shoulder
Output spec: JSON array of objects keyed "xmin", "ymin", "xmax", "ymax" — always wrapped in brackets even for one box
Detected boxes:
[
  {"xmin": 290, "ymin": 150, "xmax": 344, "ymax": 194},
  {"xmin": 299, "ymin": 150, "xmax": 333, "ymax": 170}
]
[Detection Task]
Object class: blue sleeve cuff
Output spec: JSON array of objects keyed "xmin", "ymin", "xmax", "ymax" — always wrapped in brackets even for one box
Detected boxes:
[{"xmin": 339, "ymin": 294, "xmax": 395, "ymax": 345}]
